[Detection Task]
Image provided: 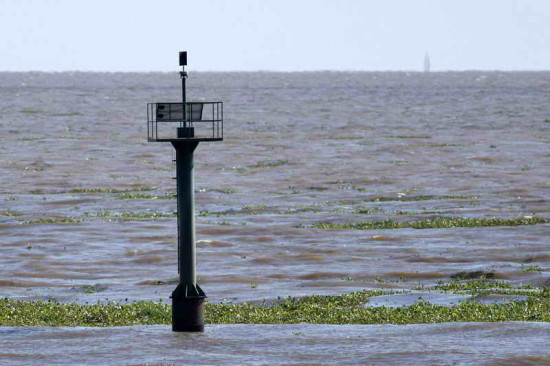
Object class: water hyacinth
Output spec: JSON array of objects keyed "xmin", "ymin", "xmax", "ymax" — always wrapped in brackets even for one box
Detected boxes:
[
  {"xmin": 313, "ymin": 216, "xmax": 548, "ymax": 230},
  {"xmin": 1, "ymin": 285, "xmax": 548, "ymax": 327}
]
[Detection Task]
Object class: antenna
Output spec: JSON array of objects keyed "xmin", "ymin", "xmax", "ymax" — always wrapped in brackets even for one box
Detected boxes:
[{"xmin": 179, "ymin": 51, "xmax": 187, "ymax": 126}]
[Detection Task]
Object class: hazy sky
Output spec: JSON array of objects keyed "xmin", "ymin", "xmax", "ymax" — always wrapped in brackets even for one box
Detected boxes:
[{"xmin": 1, "ymin": 0, "xmax": 549, "ymax": 71}]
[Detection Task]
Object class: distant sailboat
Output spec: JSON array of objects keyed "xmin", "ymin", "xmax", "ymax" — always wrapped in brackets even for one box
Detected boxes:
[{"xmin": 424, "ymin": 52, "xmax": 431, "ymax": 72}]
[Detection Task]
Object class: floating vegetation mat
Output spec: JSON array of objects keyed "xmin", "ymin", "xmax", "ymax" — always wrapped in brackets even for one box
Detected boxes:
[
  {"xmin": 362, "ymin": 195, "xmax": 478, "ymax": 202},
  {"xmin": 84, "ymin": 211, "xmax": 176, "ymax": 220},
  {"xmin": 1, "ymin": 187, "xmax": 156, "ymax": 195},
  {"xmin": 1, "ymin": 284, "xmax": 548, "ymax": 327},
  {"xmin": 116, "ymin": 193, "xmax": 174, "ymax": 200},
  {"xmin": 248, "ymin": 159, "xmax": 289, "ymax": 169},
  {"xmin": 64, "ymin": 187, "xmax": 155, "ymax": 194},
  {"xmin": 22, "ymin": 216, "xmax": 82, "ymax": 225},
  {"xmin": 312, "ymin": 216, "xmax": 548, "ymax": 230},
  {"xmin": 0, "ymin": 210, "xmax": 22, "ymax": 217}
]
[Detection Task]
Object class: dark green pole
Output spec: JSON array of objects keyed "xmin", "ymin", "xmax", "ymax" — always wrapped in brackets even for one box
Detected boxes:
[
  {"xmin": 147, "ymin": 51, "xmax": 220, "ymax": 332},
  {"xmin": 171, "ymin": 132, "xmax": 205, "ymax": 332}
]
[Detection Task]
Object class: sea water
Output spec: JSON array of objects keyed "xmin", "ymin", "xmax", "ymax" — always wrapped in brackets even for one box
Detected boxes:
[{"xmin": 0, "ymin": 71, "xmax": 549, "ymax": 364}]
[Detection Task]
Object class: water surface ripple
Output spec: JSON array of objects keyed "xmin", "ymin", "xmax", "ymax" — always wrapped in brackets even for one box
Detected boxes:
[
  {"xmin": 1, "ymin": 71, "xmax": 549, "ymax": 362},
  {"xmin": 1, "ymin": 323, "xmax": 549, "ymax": 365}
]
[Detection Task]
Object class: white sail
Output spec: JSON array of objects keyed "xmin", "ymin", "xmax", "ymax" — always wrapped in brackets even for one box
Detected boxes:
[{"xmin": 424, "ymin": 52, "xmax": 431, "ymax": 72}]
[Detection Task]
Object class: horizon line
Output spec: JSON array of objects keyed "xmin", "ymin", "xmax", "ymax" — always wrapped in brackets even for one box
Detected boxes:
[{"xmin": 1, "ymin": 68, "xmax": 549, "ymax": 73}]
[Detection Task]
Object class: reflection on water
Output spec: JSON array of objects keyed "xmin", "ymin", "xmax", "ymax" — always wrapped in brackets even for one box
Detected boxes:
[{"xmin": 0, "ymin": 71, "xmax": 549, "ymax": 360}]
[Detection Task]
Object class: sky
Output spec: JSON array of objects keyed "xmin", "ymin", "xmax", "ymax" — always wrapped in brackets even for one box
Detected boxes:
[{"xmin": 0, "ymin": 0, "xmax": 549, "ymax": 72}]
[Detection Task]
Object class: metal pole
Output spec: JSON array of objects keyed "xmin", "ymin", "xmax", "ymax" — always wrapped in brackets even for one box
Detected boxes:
[
  {"xmin": 171, "ymin": 139, "xmax": 205, "ymax": 332},
  {"xmin": 176, "ymin": 141, "xmax": 196, "ymax": 283}
]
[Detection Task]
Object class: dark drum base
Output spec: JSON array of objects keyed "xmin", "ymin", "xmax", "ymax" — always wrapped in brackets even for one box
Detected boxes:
[
  {"xmin": 172, "ymin": 321, "xmax": 204, "ymax": 332},
  {"xmin": 171, "ymin": 284, "xmax": 206, "ymax": 332}
]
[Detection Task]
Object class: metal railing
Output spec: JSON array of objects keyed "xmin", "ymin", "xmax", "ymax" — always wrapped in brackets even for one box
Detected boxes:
[{"xmin": 147, "ymin": 101, "xmax": 223, "ymax": 141}]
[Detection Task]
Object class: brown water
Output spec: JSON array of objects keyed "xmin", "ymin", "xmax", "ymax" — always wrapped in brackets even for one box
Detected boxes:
[
  {"xmin": 2, "ymin": 323, "xmax": 550, "ymax": 365},
  {"xmin": 0, "ymin": 71, "xmax": 549, "ymax": 363}
]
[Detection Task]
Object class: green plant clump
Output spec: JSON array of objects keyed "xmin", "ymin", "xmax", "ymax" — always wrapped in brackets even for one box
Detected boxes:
[
  {"xmin": 427, "ymin": 279, "xmax": 544, "ymax": 298},
  {"xmin": 522, "ymin": 265, "xmax": 544, "ymax": 273},
  {"xmin": 242, "ymin": 205, "xmax": 268, "ymax": 210},
  {"xmin": 364, "ymin": 195, "xmax": 478, "ymax": 203},
  {"xmin": 354, "ymin": 207, "xmax": 383, "ymax": 214},
  {"xmin": 0, "ymin": 300, "xmax": 170, "ymax": 326},
  {"xmin": 0, "ymin": 210, "xmax": 22, "ymax": 217},
  {"xmin": 85, "ymin": 211, "xmax": 175, "ymax": 220},
  {"xmin": 116, "ymin": 193, "xmax": 174, "ymax": 200},
  {"xmin": 23, "ymin": 216, "xmax": 82, "ymax": 225},
  {"xmin": 386, "ymin": 135, "xmax": 431, "ymax": 139},
  {"xmin": 248, "ymin": 160, "xmax": 288, "ymax": 168},
  {"xmin": 66, "ymin": 187, "xmax": 154, "ymax": 194},
  {"xmin": 408, "ymin": 143, "xmax": 461, "ymax": 148},
  {"xmin": 208, "ymin": 292, "xmax": 549, "ymax": 325},
  {"xmin": 450, "ymin": 271, "xmax": 496, "ymax": 280},
  {"xmin": 7, "ymin": 187, "xmax": 155, "ymax": 195},
  {"xmin": 431, "ymin": 280, "xmax": 539, "ymax": 296},
  {"xmin": 313, "ymin": 216, "xmax": 548, "ymax": 230},
  {"xmin": 1, "ymin": 287, "xmax": 548, "ymax": 326}
]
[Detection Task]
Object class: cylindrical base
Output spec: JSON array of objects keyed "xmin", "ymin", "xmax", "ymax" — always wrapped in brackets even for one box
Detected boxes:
[{"xmin": 171, "ymin": 283, "xmax": 206, "ymax": 332}]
